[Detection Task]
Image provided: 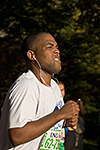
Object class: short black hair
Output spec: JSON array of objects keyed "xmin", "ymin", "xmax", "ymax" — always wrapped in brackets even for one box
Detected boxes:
[
  {"xmin": 21, "ymin": 32, "xmax": 49, "ymax": 61},
  {"xmin": 58, "ymin": 81, "xmax": 65, "ymax": 87}
]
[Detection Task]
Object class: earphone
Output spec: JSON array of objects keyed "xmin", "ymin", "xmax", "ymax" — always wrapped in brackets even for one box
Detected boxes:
[
  {"xmin": 33, "ymin": 55, "xmax": 41, "ymax": 69},
  {"xmin": 32, "ymin": 55, "xmax": 50, "ymax": 86},
  {"xmin": 33, "ymin": 55, "xmax": 36, "ymax": 60}
]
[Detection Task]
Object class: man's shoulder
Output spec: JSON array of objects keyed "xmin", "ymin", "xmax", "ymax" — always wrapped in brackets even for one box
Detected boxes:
[
  {"xmin": 9, "ymin": 70, "xmax": 38, "ymax": 92},
  {"xmin": 51, "ymin": 78, "xmax": 59, "ymax": 88}
]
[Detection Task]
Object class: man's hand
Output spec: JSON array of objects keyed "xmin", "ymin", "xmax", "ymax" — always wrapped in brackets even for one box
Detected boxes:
[
  {"xmin": 59, "ymin": 100, "xmax": 79, "ymax": 120},
  {"xmin": 59, "ymin": 100, "xmax": 79, "ymax": 130}
]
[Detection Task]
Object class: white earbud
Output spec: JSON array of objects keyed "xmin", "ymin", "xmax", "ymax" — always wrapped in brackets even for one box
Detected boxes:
[{"xmin": 33, "ymin": 55, "xmax": 36, "ymax": 60}]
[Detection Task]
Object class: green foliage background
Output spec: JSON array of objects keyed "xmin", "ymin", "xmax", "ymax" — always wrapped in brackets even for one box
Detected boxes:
[{"xmin": 0, "ymin": 0, "xmax": 100, "ymax": 148}]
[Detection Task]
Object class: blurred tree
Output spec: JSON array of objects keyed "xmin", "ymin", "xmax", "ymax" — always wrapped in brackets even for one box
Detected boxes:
[{"xmin": 0, "ymin": 0, "xmax": 100, "ymax": 142}]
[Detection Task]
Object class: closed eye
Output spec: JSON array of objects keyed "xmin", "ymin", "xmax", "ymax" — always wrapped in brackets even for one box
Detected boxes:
[
  {"xmin": 46, "ymin": 43, "xmax": 54, "ymax": 49},
  {"xmin": 45, "ymin": 43, "xmax": 59, "ymax": 50}
]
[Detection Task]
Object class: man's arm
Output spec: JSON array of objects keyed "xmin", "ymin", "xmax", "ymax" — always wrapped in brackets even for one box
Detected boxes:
[{"xmin": 8, "ymin": 100, "xmax": 79, "ymax": 146}]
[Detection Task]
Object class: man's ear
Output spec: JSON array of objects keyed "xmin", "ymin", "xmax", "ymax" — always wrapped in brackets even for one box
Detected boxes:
[{"xmin": 27, "ymin": 50, "xmax": 36, "ymax": 61}]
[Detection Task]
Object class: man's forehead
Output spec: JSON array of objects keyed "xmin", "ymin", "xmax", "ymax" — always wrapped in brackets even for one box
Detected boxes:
[{"xmin": 38, "ymin": 33, "xmax": 57, "ymax": 44}]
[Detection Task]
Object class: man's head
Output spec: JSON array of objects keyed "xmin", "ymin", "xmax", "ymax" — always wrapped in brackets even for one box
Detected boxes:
[
  {"xmin": 21, "ymin": 32, "xmax": 61, "ymax": 75},
  {"xmin": 58, "ymin": 81, "xmax": 65, "ymax": 98},
  {"xmin": 21, "ymin": 32, "xmax": 47, "ymax": 62}
]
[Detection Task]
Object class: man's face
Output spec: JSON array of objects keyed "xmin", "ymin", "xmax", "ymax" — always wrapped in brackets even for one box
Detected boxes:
[
  {"xmin": 58, "ymin": 84, "xmax": 65, "ymax": 99},
  {"xmin": 35, "ymin": 33, "xmax": 61, "ymax": 75}
]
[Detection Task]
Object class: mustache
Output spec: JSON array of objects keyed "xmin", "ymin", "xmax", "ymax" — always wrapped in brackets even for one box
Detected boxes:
[{"xmin": 53, "ymin": 52, "xmax": 60, "ymax": 59}]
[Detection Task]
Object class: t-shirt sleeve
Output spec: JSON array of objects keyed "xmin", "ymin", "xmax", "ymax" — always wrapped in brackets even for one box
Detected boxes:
[{"xmin": 8, "ymin": 78, "xmax": 38, "ymax": 129}]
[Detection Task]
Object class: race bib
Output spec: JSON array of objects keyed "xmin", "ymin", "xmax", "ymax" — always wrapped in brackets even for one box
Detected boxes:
[{"xmin": 40, "ymin": 129, "xmax": 62, "ymax": 150}]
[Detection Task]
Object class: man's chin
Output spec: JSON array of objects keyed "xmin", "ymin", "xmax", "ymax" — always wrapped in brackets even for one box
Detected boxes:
[{"xmin": 54, "ymin": 66, "xmax": 62, "ymax": 74}]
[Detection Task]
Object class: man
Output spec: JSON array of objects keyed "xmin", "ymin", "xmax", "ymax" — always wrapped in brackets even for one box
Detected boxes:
[
  {"xmin": 58, "ymin": 81, "xmax": 66, "ymax": 150},
  {"xmin": 58, "ymin": 81, "xmax": 65, "ymax": 99},
  {"xmin": 0, "ymin": 32, "xmax": 79, "ymax": 150}
]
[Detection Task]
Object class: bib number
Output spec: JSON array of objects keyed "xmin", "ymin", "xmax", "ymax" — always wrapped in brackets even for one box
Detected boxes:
[{"xmin": 40, "ymin": 129, "xmax": 62, "ymax": 150}]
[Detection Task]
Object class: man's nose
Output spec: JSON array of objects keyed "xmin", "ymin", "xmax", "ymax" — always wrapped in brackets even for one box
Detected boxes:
[{"xmin": 53, "ymin": 48, "xmax": 60, "ymax": 55}]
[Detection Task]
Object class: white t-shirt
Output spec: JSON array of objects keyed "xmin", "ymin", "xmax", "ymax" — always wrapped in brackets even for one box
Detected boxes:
[{"xmin": 0, "ymin": 70, "xmax": 64, "ymax": 150}]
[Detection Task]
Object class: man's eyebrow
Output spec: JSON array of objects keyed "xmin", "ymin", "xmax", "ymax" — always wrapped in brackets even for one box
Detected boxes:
[
  {"xmin": 46, "ymin": 43, "xmax": 54, "ymax": 46},
  {"xmin": 45, "ymin": 43, "xmax": 58, "ymax": 47}
]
